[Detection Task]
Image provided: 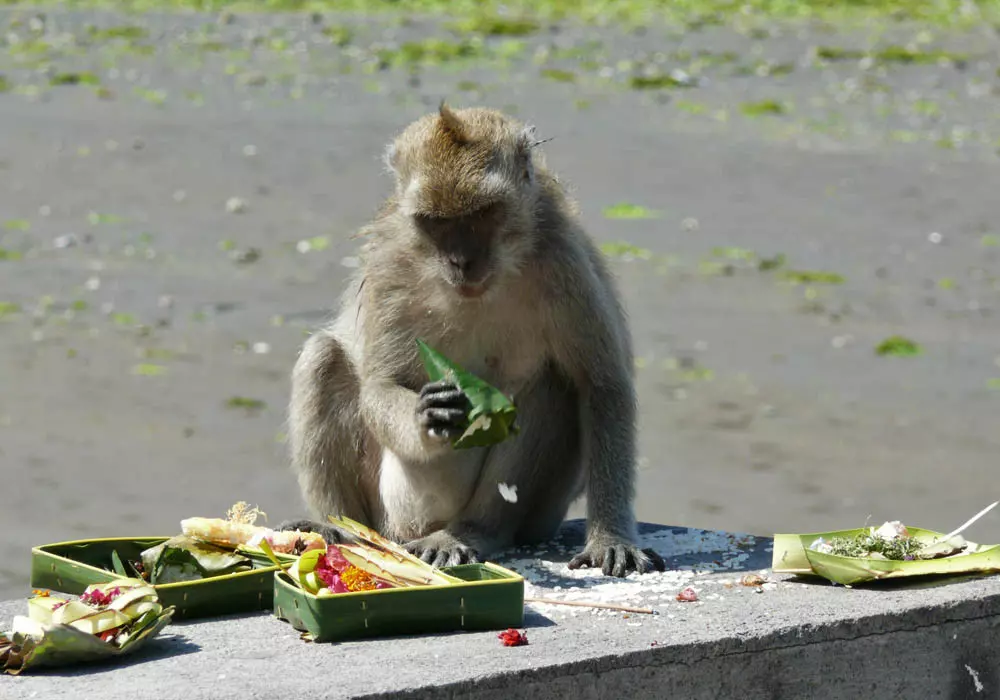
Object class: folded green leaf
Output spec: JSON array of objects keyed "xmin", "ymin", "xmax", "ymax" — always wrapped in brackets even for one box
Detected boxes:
[
  {"xmin": 416, "ymin": 339, "xmax": 518, "ymax": 449},
  {"xmin": 772, "ymin": 526, "xmax": 1000, "ymax": 586},
  {"xmin": 141, "ymin": 535, "xmax": 252, "ymax": 584},
  {"xmin": 111, "ymin": 550, "xmax": 129, "ymax": 578}
]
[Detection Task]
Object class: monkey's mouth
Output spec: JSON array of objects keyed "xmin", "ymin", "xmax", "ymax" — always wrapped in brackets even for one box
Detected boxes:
[{"xmin": 457, "ymin": 283, "xmax": 488, "ymax": 299}]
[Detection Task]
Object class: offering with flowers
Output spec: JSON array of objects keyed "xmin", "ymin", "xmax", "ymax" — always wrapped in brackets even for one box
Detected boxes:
[
  {"xmin": 1, "ymin": 580, "xmax": 173, "ymax": 675},
  {"xmin": 259, "ymin": 515, "xmax": 462, "ymax": 596}
]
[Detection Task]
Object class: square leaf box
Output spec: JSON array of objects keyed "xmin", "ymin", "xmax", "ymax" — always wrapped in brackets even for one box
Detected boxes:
[
  {"xmin": 31, "ymin": 536, "xmax": 297, "ymax": 619},
  {"xmin": 273, "ymin": 562, "xmax": 525, "ymax": 642}
]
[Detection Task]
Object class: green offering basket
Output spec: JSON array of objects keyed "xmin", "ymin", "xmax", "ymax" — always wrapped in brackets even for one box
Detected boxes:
[
  {"xmin": 772, "ymin": 527, "xmax": 1000, "ymax": 586},
  {"xmin": 31, "ymin": 537, "xmax": 298, "ymax": 619},
  {"xmin": 273, "ymin": 562, "xmax": 525, "ymax": 642}
]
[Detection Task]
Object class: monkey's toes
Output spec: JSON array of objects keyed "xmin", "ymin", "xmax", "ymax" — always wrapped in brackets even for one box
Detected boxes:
[
  {"xmin": 642, "ymin": 548, "xmax": 667, "ymax": 572},
  {"xmin": 569, "ymin": 544, "xmax": 664, "ymax": 577},
  {"xmin": 278, "ymin": 520, "xmax": 357, "ymax": 545},
  {"xmin": 276, "ymin": 518, "xmax": 321, "ymax": 534},
  {"xmin": 405, "ymin": 538, "xmax": 479, "ymax": 568}
]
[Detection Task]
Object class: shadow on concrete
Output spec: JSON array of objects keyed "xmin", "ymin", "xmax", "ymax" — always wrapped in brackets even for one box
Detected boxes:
[
  {"xmin": 785, "ymin": 570, "xmax": 1000, "ymax": 591},
  {"xmin": 17, "ymin": 633, "xmax": 201, "ymax": 677},
  {"xmin": 498, "ymin": 519, "xmax": 774, "ymax": 591}
]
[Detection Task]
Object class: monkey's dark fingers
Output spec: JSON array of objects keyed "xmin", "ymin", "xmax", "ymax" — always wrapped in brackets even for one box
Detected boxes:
[
  {"xmin": 419, "ymin": 380, "xmax": 462, "ymax": 399},
  {"xmin": 418, "ymin": 407, "xmax": 469, "ymax": 428},
  {"xmin": 425, "ymin": 426, "xmax": 466, "ymax": 442},
  {"xmin": 418, "ymin": 389, "xmax": 470, "ymax": 411}
]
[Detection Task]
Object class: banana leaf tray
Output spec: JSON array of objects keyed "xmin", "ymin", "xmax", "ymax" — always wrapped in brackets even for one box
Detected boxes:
[
  {"xmin": 273, "ymin": 561, "xmax": 525, "ymax": 642},
  {"xmin": 31, "ymin": 537, "xmax": 297, "ymax": 620},
  {"xmin": 772, "ymin": 527, "xmax": 1000, "ymax": 586}
]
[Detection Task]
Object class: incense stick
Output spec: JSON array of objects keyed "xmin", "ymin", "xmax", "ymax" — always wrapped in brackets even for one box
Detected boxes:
[
  {"xmin": 940, "ymin": 501, "xmax": 999, "ymax": 541},
  {"xmin": 525, "ymin": 597, "xmax": 656, "ymax": 615}
]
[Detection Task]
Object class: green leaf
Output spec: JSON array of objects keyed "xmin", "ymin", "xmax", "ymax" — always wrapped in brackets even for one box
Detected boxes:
[
  {"xmin": 875, "ymin": 335, "xmax": 922, "ymax": 357},
  {"xmin": 601, "ymin": 202, "xmax": 661, "ymax": 220},
  {"xmin": 110, "ymin": 550, "xmax": 128, "ymax": 578},
  {"xmin": 141, "ymin": 536, "xmax": 251, "ymax": 584},
  {"xmin": 416, "ymin": 339, "xmax": 518, "ymax": 449},
  {"xmin": 131, "ymin": 363, "xmax": 167, "ymax": 377}
]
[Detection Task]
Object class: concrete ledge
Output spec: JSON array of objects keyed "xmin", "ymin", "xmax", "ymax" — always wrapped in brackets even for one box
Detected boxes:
[{"xmin": 3, "ymin": 520, "xmax": 998, "ymax": 699}]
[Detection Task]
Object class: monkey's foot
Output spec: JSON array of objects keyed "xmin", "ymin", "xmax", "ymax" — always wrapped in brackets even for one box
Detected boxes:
[
  {"xmin": 568, "ymin": 538, "xmax": 666, "ymax": 578},
  {"xmin": 276, "ymin": 518, "xmax": 357, "ymax": 546},
  {"xmin": 404, "ymin": 531, "xmax": 480, "ymax": 568}
]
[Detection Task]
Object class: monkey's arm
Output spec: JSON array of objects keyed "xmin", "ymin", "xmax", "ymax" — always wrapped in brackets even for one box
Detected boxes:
[
  {"xmin": 360, "ymin": 379, "xmax": 431, "ymax": 463},
  {"xmin": 549, "ymin": 249, "xmax": 665, "ymax": 577},
  {"xmin": 360, "ymin": 375, "xmax": 470, "ymax": 464}
]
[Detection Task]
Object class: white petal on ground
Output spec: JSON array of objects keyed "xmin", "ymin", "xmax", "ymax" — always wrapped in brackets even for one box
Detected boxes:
[{"xmin": 498, "ymin": 482, "xmax": 518, "ymax": 503}]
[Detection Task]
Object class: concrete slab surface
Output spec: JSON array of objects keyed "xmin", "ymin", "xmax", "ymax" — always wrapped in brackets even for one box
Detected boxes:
[{"xmin": 2, "ymin": 521, "xmax": 999, "ymax": 699}]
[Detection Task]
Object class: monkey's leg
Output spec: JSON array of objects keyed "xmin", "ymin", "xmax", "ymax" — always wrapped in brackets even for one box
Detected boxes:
[
  {"xmin": 404, "ymin": 366, "xmax": 585, "ymax": 568},
  {"xmin": 281, "ymin": 329, "xmax": 381, "ymax": 544}
]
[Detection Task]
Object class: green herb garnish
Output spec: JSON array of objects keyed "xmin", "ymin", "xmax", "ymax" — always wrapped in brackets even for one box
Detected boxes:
[{"xmin": 826, "ymin": 533, "xmax": 924, "ymax": 560}]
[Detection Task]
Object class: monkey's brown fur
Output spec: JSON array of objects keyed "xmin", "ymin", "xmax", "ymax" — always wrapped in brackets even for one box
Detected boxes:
[{"xmin": 284, "ymin": 103, "xmax": 664, "ymax": 577}]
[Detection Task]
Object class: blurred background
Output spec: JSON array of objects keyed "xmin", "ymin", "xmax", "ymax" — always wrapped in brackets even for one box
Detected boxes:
[{"xmin": 1, "ymin": 0, "xmax": 1000, "ymax": 599}]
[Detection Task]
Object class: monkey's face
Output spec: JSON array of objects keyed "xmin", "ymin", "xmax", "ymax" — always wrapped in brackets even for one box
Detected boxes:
[
  {"xmin": 386, "ymin": 104, "xmax": 544, "ymax": 299},
  {"xmin": 413, "ymin": 202, "xmax": 506, "ymax": 299}
]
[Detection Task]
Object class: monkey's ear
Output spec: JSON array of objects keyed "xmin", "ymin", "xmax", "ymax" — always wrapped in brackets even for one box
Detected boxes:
[
  {"xmin": 383, "ymin": 142, "xmax": 399, "ymax": 174},
  {"xmin": 438, "ymin": 100, "xmax": 469, "ymax": 144},
  {"xmin": 521, "ymin": 124, "xmax": 553, "ymax": 151},
  {"xmin": 517, "ymin": 124, "xmax": 544, "ymax": 184},
  {"xmin": 519, "ymin": 124, "xmax": 538, "ymax": 146}
]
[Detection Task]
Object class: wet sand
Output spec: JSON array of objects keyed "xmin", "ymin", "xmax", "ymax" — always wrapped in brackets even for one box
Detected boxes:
[{"xmin": 1, "ymin": 7, "xmax": 999, "ymax": 598}]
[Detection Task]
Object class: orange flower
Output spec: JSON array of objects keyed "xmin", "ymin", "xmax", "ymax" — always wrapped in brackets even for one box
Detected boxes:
[{"xmin": 340, "ymin": 566, "xmax": 379, "ymax": 592}]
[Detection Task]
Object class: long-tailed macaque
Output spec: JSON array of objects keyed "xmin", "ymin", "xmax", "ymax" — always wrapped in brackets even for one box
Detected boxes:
[{"xmin": 280, "ymin": 103, "xmax": 665, "ymax": 577}]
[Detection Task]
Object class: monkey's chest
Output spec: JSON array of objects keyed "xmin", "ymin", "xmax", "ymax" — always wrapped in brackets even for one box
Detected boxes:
[{"xmin": 410, "ymin": 318, "xmax": 546, "ymax": 393}]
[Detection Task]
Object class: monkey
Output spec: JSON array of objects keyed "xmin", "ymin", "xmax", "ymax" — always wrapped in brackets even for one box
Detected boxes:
[{"xmin": 279, "ymin": 102, "xmax": 665, "ymax": 578}]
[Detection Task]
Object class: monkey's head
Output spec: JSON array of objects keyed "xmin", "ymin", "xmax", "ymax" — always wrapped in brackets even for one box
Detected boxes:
[{"xmin": 383, "ymin": 102, "xmax": 546, "ymax": 300}]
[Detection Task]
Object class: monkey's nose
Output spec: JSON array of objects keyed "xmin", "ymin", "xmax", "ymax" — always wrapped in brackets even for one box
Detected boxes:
[{"xmin": 448, "ymin": 257, "xmax": 474, "ymax": 274}]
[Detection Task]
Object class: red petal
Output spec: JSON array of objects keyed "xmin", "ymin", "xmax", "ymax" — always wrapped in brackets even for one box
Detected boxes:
[
  {"xmin": 498, "ymin": 629, "xmax": 528, "ymax": 647},
  {"xmin": 676, "ymin": 587, "xmax": 698, "ymax": 602}
]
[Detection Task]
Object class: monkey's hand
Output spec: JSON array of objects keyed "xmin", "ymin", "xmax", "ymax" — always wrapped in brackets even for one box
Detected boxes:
[
  {"xmin": 404, "ymin": 530, "xmax": 480, "ymax": 569},
  {"xmin": 568, "ymin": 534, "xmax": 666, "ymax": 578},
  {"xmin": 276, "ymin": 519, "xmax": 359, "ymax": 546},
  {"xmin": 416, "ymin": 379, "xmax": 472, "ymax": 444}
]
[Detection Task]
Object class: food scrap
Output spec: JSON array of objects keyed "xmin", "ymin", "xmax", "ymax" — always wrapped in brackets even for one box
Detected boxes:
[
  {"xmin": 498, "ymin": 628, "xmax": 528, "ymax": 647},
  {"xmin": 740, "ymin": 573, "xmax": 767, "ymax": 587},
  {"xmin": 676, "ymin": 587, "xmax": 698, "ymax": 602},
  {"xmin": 182, "ymin": 500, "xmax": 325, "ymax": 555}
]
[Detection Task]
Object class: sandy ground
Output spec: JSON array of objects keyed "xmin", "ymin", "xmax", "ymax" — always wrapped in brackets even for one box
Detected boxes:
[{"xmin": 1, "ymin": 7, "xmax": 999, "ymax": 600}]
